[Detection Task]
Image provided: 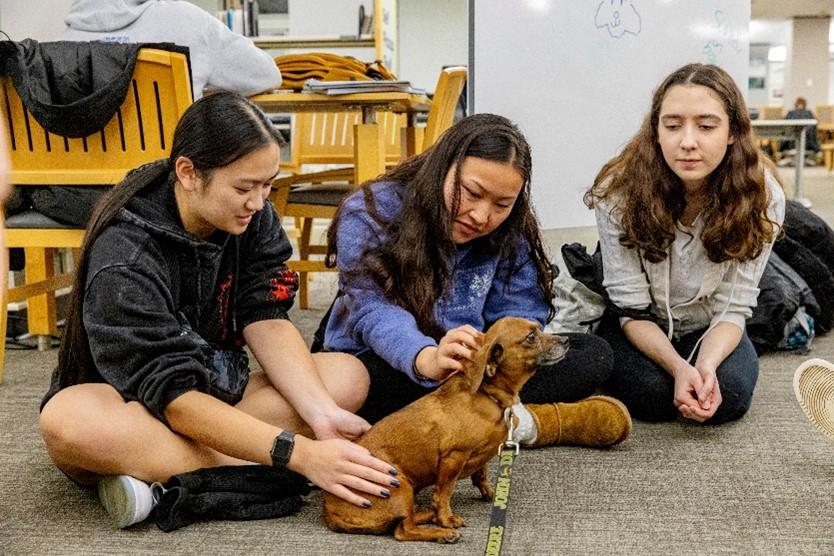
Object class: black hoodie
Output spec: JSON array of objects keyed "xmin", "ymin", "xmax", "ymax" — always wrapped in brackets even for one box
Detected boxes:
[{"xmin": 46, "ymin": 167, "xmax": 297, "ymax": 423}]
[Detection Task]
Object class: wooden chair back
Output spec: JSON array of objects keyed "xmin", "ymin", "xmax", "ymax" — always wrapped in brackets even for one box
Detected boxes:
[
  {"xmin": 0, "ymin": 47, "xmax": 192, "ymax": 382},
  {"xmin": 761, "ymin": 105, "xmax": 785, "ymax": 120},
  {"xmin": 3, "ymin": 49, "xmax": 192, "ymax": 186},
  {"xmin": 421, "ymin": 66, "xmax": 467, "ymax": 150},
  {"xmin": 282, "ymin": 111, "xmax": 405, "ymax": 174},
  {"xmin": 815, "ymin": 104, "xmax": 834, "ymax": 125}
]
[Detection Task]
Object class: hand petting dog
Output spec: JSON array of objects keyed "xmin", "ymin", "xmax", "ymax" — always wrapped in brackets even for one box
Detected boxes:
[{"xmin": 414, "ymin": 325, "xmax": 484, "ymax": 381}]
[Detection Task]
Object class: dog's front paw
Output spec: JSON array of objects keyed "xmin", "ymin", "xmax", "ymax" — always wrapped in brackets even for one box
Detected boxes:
[
  {"xmin": 478, "ymin": 483, "xmax": 494, "ymax": 500},
  {"xmin": 438, "ymin": 530, "xmax": 461, "ymax": 544},
  {"xmin": 438, "ymin": 513, "xmax": 465, "ymax": 528}
]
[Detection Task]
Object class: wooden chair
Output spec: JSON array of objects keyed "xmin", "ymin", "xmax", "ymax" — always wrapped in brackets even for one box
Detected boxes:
[
  {"xmin": 0, "ymin": 47, "xmax": 192, "ymax": 382},
  {"xmin": 273, "ymin": 66, "xmax": 467, "ymax": 309},
  {"xmin": 816, "ymin": 104, "xmax": 834, "ymax": 147},
  {"xmin": 811, "ymin": 105, "xmax": 834, "ymax": 171},
  {"xmin": 759, "ymin": 105, "xmax": 785, "ymax": 158},
  {"xmin": 281, "ymin": 111, "xmax": 406, "ymax": 176}
]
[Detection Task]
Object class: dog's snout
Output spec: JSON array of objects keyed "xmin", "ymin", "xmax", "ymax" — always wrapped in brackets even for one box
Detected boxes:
[
  {"xmin": 538, "ymin": 333, "xmax": 569, "ymax": 366},
  {"xmin": 546, "ymin": 333, "xmax": 569, "ymax": 349}
]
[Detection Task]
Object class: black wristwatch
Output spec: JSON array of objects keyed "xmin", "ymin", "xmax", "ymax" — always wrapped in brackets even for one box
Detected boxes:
[{"xmin": 270, "ymin": 430, "xmax": 296, "ymax": 468}]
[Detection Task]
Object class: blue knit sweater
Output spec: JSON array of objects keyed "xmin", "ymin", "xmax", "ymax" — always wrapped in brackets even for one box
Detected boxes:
[{"xmin": 324, "ymin": 181, "xmax": 548, "ymax": 386}]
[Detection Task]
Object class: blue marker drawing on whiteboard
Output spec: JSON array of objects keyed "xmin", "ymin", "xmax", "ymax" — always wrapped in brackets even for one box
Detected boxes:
[
  {"xmin": 595, "ymin": 0, "xmax": 641, "ymax": 39},
  {"xmin": 703, "ymin": 10, "xmax": 743, "ymax": 64}
]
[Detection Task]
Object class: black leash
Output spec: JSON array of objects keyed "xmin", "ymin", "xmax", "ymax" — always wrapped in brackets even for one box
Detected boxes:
[{"xmin": 483, "ymin": 409, "xmax": 519, "ymax": 556}]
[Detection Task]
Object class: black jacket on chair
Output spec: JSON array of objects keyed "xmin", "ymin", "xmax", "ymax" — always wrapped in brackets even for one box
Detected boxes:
[
  {"xmin": 0, "ymin": 39, "xmax": 191, "ymax": 227},
  {"xmin": 0, "ymin": 38, "xmax": 189, "ymax": 137}
]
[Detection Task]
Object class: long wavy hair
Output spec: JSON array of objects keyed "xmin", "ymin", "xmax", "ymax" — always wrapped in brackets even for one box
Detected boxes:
[
  {"xmin": 326, "ymin": 113, "xmax": 555, "ymax": 340},
  {"xmin": 584, "ymin": 63, "xmax": 780, "ymax": 264},
  {"xmin": 56, "ymin": 92, "xmax": 284, "ymax": 388}
]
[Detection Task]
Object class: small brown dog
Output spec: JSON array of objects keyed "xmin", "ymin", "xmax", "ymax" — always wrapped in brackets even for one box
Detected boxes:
[{"xmin": 322, "ymin": 316, "xmax": 568, "ymax": 543}]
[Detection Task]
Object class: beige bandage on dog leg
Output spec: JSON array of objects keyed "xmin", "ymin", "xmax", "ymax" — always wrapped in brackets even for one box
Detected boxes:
[{"xmin": 511, "ymin": 402, "xmax": 538, "ymax": 445}]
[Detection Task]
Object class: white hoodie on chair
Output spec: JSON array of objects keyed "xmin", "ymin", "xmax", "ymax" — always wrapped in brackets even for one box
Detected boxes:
[{"xmin": 61, "ymin": 0, "xmax": 281, "ymax": 99}]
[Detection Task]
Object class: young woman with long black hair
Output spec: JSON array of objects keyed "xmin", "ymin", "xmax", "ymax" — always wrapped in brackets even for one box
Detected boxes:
[
  {"xmin": 39, "ymin": 92, "xmax": 397, "ymax": 528},
  {"xmin": 323, "ymin": 113, "xmax": 632, "ymax": 449}
]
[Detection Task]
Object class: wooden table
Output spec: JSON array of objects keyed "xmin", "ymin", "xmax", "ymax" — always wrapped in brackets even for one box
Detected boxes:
[
  {"xmin": 752, "ymin": 119, "xmax": 817, "ymax": 208},
  {"xmin": 250, "ymin": 91, "xmax": 431, "ymax": 184}
]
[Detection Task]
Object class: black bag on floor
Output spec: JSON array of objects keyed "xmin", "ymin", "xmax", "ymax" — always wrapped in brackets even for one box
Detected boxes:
[
  {"xmin": 747, "ymin": 251, "xmax": 819, "ymax": 353},
  {"xmin": 777, "ymin": 200, "xmax": 834, "ymax": 333},
  {"xmin": 153, "ymin": 465, "xmax": 310, "ymax": 532},
  {"xmin": 773, "ymin": 234, "xmax": 834, "ymax": 334}
]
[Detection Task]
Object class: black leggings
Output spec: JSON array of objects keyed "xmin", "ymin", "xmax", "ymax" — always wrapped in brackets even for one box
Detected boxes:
[
  {"xmin": 356, "ymin": 332, "xmax": 614, "ymax": 424},
  {"xmin": 596, "ymin": 317, "xmax": 758, "ymax": 424}
]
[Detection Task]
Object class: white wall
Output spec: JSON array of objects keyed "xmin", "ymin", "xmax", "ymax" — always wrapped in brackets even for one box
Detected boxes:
[
  {"xmin": 397, "ymin": 0, "xmax": 467, "ymax": 93},
  {"xmin": 785, "ymin": 16, "xmax": 831, "ymax": 108},
  {"xmin": 286, "ymin": 0, "xmax": 374, "ymax": 61},
  {"xmin": 1, "ymin": 0, "xmax": 73, "ymax": 40},
  {"xmin": 473, "ymin": 1, "xmax": 750, "ymax": 230}
]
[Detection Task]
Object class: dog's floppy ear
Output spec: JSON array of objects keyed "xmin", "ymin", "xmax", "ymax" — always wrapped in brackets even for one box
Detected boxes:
[
  {"xmin": 484, "ymin": 343, "xmax": 503, "ymax": 378},
  {"xmin": 465, "ymin": 338, "xmax": 503, "ymax": 393}
]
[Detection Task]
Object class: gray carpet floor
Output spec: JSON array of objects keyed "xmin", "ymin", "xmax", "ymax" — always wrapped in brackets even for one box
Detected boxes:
[{"xmin": 2, "ymin": 167, "xmax": 834, "ymax": 555}]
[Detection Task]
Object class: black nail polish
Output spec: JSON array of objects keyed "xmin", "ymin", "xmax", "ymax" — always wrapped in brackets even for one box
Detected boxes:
[
  {"xmin": 390, "ymin": 479, "xmax": 400, "ymax": 488},
  {"xmin": 380, "ymin": 489, "xmax": 390, "ymax": 498},
  {"xmin": 388, "ymin": 468, "xmax": 398, "ymax": 476},
  {"xmin": 362, "ymin": 500, "xmax": 371, "ymax": 508}
]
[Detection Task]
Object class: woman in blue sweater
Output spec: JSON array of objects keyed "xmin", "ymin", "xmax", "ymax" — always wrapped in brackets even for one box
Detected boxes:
[{"xmin": 323, "ymin": 113, "xmax": 632, "ymax": 448}]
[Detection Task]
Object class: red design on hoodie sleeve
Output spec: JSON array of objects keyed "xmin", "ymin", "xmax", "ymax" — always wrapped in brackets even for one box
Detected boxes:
[
  {"xmin": 268, "ymin": 268, "xmax": 299, "ymax": 302},
  {"xmin": 216, "ymin": 273, "xmax": 234, "ymax": 341}
]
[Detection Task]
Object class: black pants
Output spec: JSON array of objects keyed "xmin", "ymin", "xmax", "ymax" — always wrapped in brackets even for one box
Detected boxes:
[
  {"xmin": 356, "ymin": 332, "xmax": 614, "ymax": 424},
  {"xmin": 596, "ymin": 317, "xmax": 758, "ymax": 424}
]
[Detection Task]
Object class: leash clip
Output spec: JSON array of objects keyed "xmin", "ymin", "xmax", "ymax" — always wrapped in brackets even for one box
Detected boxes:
[{"xmin": 500, "ymin": 408, "xmax": 520, "ymax": 456}]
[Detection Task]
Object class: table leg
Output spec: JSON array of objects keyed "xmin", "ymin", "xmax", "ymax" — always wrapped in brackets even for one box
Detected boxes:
[
  {"xmin": 354, "ymin": 108, "xmax": 386, "ymax": 184},
  {"xmin": 795, "ymin": 127, "xmax": 811, "ymax": 208},
  {"xmin": 24, "ymin": 247, "xmax": 57, "ymax": 349},
  {"xmin": 402, "ymin": 113, "xmax": 424, "ymax": 158},
  {"xmin": 353, "ymin": 123, "xmax": 385, "ymax": 184}
]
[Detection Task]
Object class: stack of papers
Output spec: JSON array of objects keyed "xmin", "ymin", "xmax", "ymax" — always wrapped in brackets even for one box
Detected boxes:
[{"xmin": 302, "ymin": 79, "xmax": 426, "ymax": 96}]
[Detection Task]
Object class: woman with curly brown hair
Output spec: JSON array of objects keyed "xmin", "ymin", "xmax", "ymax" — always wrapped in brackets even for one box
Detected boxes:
[
  {"xmin": 322, "ymin": 113, "xmax": 632, "ymax": 449},
  {"xmin": 585, "ymin": 63, "xmax": 784, "ymax": 425}
]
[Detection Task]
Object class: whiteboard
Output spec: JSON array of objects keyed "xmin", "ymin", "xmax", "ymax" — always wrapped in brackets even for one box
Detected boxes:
[{"xmin": 470, "ymin": 0, "xmax": 750, "ymax": 229}]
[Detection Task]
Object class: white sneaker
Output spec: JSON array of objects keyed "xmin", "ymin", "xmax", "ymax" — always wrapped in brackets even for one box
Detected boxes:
[
  {"xmin": 793, "ymin": 358, "xmax": 834, "ymax": 442},
  {"xmin": 97, "ymin": 475, "xmax": 155, "ymax": 528}
]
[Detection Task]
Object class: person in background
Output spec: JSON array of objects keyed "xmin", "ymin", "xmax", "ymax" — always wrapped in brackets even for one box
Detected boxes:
[
  {"xmin": 61, "ymin": 0, "xmax": 281, "ymax": 98},
  {"xmin": 585, "ymin": 63, "xmax": 785, "ymax": 425},
  {"xmin": 322, "ymin": 113, "xmax": 632, "ymax": 450},
  {"xmin": 39, "ymin": 93, "xmax": 396, "ymax": 529},
  {"xmin": 778, "ymin": 97, "xmax": 821, "ymax": 165}
]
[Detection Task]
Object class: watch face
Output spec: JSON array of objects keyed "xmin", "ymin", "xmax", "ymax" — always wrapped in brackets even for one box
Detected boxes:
[{"xmin": 271, "ymin": 431, "xmax": 295, "ymax": 467}]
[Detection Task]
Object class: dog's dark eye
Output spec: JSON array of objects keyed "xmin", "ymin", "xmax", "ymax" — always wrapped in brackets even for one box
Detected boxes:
[{"xmin": 525, "ymin": 331, "xmax": 537, "ymax": 344}]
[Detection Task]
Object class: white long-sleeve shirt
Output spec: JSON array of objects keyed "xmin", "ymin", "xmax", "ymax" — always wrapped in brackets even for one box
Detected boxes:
[{"xmin": 595, "ymin": 171, "xmax": 785, "ymax": 338}]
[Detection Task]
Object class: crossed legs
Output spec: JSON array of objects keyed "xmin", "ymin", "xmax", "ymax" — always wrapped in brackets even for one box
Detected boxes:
[{"xmin": 39, "ymin": 352, "xmax": 368, "ymax": 485}]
